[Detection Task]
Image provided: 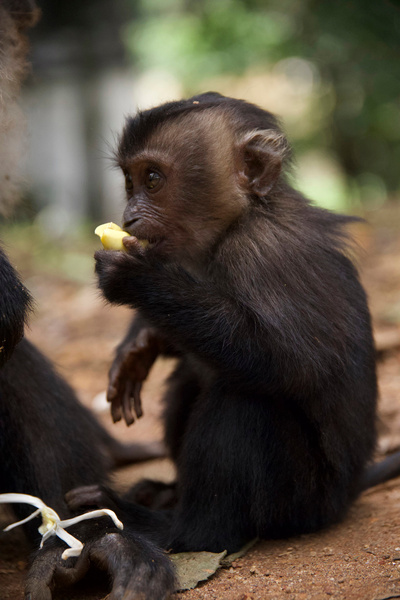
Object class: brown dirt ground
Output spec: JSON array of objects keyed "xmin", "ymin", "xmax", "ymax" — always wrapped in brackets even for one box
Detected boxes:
[{"xmin": 2, "ymin": 207, "xmax": 400, "ymax": 600}]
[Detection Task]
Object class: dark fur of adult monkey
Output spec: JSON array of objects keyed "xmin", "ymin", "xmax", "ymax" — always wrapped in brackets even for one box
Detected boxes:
[
  {"xmin": 66, "ymin": 92, "xmax": 400, "ymax": 599},
  {"xmin": 0, "ymin": 4, "xmax": 173, "ymax": 599}
]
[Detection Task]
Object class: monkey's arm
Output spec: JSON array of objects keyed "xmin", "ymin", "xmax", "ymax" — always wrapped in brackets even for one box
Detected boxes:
[
  {"xmin": 95, "ymin": 250, "xmax": 295, "ymax": 390},
  {"xmin": 107, "ymin": 313, "xmax": 163, "ymax": 425},
  {"xmin": 0, "ymin": 247, "xmax": 32, "ymax": 366}
]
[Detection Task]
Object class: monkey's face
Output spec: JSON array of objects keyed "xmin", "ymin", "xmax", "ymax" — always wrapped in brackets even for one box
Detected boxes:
[
  {"xmin": 117, "ymin": 106, "xmax": 287, "ymax": 265},
  {"xmin": 117, "ymin": 111, "xmax": 249, "ymax": 264}
]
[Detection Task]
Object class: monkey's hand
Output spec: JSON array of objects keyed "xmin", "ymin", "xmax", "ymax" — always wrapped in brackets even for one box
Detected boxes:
[
  {"xmin": 108, "ymin": 322, "xmax": 160, "ymax": 426},
  {"xmin": 95, "ymin": 246, "xmax": 163, "ymax": 425},
  {"xmin": 25, "ymin": 528, "xmax": 176, "ymax": 600},
  {"xmin": 95, "ymin": 241, "xmax": 149, "ymax": 299}
]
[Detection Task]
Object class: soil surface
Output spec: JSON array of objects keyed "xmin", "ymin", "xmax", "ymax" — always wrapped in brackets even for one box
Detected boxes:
[{"xmin": 2, "ymin": 208, "xmax": 400, "ymax": 600}]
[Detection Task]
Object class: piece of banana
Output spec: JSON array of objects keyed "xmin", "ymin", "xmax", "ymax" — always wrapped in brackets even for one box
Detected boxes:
[
  {"xmin": 95, "ymin": 222, "xmax": 128, "ymax": 251},
  {"xmin": 95, "ymin": 222, "xmax": 150, "ymax": 251}
]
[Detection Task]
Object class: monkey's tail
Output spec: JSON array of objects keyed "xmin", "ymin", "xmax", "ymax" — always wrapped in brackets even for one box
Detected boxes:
[{"xmin": 360, "ymin": 450, "xmax": 400, "ymax": 491}]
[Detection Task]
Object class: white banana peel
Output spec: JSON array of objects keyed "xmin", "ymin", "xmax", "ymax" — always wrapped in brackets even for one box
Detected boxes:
[{"xmin": 0, "ymin": 492, "xmax": 123, "ymax": 560}]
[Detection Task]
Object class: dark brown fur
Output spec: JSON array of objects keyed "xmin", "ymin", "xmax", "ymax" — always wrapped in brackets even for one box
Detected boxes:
[
  {"xmin": 67, "ymin": 93, "xmax": 400, "ymax": 599},
  {"xmin": 0, "ymin": 5, "xmax": 175, "ymax": 598}
]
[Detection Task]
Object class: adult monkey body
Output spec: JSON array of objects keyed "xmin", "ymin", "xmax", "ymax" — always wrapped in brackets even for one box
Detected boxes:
[{"xmin": 0, "ymin": 3, "xmax": 173, "ymax": 599}]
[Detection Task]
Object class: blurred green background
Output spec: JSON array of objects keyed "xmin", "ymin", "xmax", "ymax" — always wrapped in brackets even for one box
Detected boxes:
[{"xmin": 4, "ymin": 0, "xmax": 400, "ymax": 264}]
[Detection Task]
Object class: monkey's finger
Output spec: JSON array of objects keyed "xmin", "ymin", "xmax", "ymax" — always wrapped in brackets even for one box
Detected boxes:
[
  {"xmin": 107, "ymin": 382, "xmax": 118, "ymax": 402},
  {"xmin": 123, "ymin": 236, "xmax": 146, "ymax": 255},
  {"xmin": 122, "ymin": 381, "xmax": 135, "ymax": 426},
  {"xmin": 111, "ymin": 395, "xmax": 123, "ymax": 423},
  {"xmin": 108, "ymin": 360, "xmax": 125, "ymax": 402},
  {"xmin": 133, "ymin": 382, "xmax": 143, "ymax": 419}
]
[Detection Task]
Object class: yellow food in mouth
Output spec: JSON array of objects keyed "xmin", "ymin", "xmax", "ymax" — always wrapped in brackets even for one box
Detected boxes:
[
  {"xmin": 95, "ymin": 222, "xmax": 149, "ymax": 250},
  {"xmin": 94, "ymin": 222, "xmax": 128, "ymax": 250}
]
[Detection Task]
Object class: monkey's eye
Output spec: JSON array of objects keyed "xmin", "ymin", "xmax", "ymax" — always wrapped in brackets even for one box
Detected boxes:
[
  {"xmin": 125, "ymin": 173, "xmax": 133, "ymax": 192},
  {"xmin": 144, "ymin": 171, "xmax": 161, "ymax": 191}
]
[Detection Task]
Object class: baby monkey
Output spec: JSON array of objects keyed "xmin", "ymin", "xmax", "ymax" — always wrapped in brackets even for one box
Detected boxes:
[{"xmin": 69, "ymin": 92, "xmax": 400, "ymax": 600}]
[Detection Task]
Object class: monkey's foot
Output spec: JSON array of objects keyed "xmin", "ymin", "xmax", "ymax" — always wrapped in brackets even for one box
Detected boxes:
[
  {"xmin": 126, "ymin": 479, "xmax": 178, "ymax": 509},
  {"xmin": 65, "ymin": 484, "xmax": 120, "ymax": 513},
  {"xmin": 25, "ymin": 530, "xmax": 176, "ymax": 600}
]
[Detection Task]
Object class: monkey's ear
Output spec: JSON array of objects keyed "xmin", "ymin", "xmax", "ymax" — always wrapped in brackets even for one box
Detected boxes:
[{"xmin": 239, "ymin": 129, "xmax": 288, "ymax": 197}]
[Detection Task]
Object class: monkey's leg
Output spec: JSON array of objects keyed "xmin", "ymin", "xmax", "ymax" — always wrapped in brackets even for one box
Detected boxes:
[
  {"xmin": 163, "ymin": 359, "xmax": 201, "ymax": 461},
  {"xmin": 68, "ymin": 383, "xmax": 258, "ymax": 553},
  {"xmin": 122, "ymin": 360, "xmax": 201, "ymax": 509},
  {"xmin": 166, "ymin": 383, "xmax": 258, "ymax": 553}
]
